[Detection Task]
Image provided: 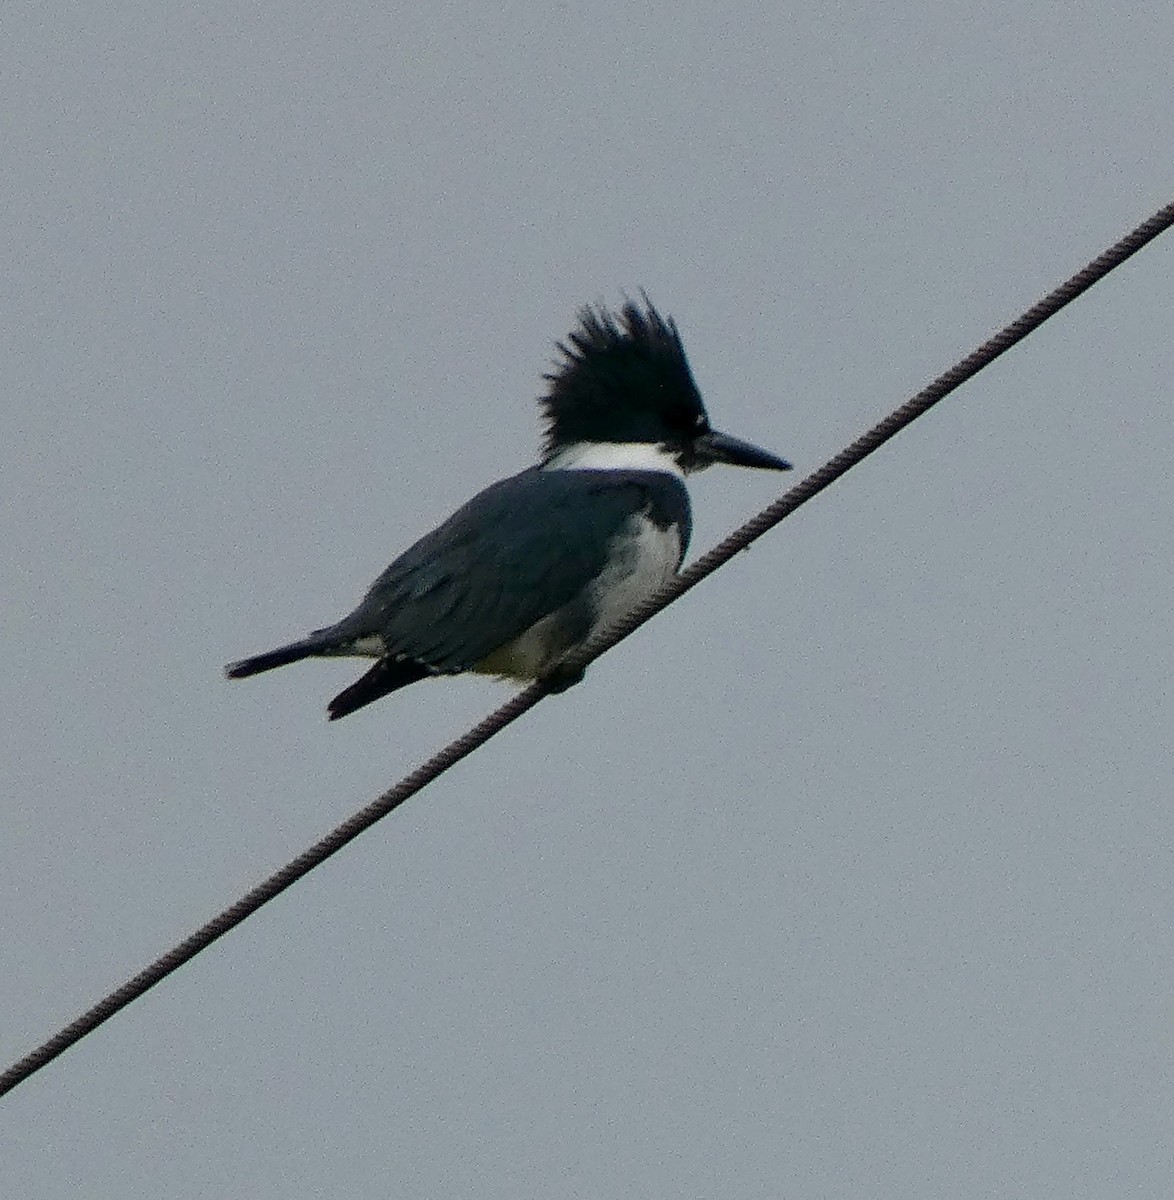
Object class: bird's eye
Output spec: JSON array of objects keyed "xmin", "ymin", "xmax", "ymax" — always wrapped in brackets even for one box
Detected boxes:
[{"xmin": 669, "ymin": 406, "xmax": 704, "ymax": 434}]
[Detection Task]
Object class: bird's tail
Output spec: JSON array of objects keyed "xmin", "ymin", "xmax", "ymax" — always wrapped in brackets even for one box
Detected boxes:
[
  {"xmin": 224, "ymin": 635, "xmax": 329, "ymax": 680},
  {"xmin": 327, "ymin": 657, "xmax": 432, "ymax": 720}
]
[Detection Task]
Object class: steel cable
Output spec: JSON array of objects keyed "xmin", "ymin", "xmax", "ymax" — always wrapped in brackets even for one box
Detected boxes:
[{"xmin": 3, "ymin": 199, "xmax": 1171, "ymax": 1099}]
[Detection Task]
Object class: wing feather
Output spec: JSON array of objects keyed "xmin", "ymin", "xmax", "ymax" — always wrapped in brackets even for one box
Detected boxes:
[{"xmin": 333, "ymin": 467, "xmax": 690, "ymax": 673}]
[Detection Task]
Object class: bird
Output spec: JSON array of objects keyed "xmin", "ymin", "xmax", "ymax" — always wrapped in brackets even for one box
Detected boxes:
[{"xmin": 225, "ymin": 298, "xmax": 791, "ymax": 720}]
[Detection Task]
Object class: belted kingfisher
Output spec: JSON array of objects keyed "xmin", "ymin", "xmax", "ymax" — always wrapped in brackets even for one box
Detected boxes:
[{"xmin": 225, "ymin": 299, "xmax": 791, "ymax": 719}]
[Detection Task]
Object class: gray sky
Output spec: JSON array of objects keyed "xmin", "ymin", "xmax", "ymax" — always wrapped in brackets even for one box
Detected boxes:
[{"xmin": 3, "ymin": 1, "xmax": 1173, "ymax": 1196}]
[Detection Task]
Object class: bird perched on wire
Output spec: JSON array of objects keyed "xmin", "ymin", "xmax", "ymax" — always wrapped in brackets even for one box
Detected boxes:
[{"xmin": 225, "ymin": 298, "xmax": 791, "ymax": 719}]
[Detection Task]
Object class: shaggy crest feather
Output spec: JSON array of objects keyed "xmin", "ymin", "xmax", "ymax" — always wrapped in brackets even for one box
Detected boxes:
[{"xmin": 539, "ymin": 297, "xmax": 711, "ymax": 457}]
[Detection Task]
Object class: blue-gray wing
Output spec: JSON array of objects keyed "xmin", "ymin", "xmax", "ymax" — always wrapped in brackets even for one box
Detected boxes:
[{"xmin": 335, "ymin": 466, "xmax": 691, "ymax": 673}]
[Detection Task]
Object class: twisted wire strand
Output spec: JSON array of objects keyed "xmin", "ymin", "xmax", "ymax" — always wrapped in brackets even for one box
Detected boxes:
[{"xmin": 3, "ymin": 200, "xmax": 1170, "ymax": 1099}]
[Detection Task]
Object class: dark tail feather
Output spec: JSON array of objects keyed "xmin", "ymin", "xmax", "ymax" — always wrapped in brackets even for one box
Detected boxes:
[
  {"xmin": 224, "ymin": 637, "xmax": 323, "ymax": 679},
  {"xmin": 327, "ymin": 657, "xmax": 432, "ymax": 720}
]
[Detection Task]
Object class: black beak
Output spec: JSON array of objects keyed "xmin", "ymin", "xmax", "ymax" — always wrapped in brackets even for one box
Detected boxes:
[{"xmin": 693, "ymin": 429, "xmax": 792, "ymax": 472}]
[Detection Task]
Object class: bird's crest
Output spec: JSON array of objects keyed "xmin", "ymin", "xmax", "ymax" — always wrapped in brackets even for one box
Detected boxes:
[{"xmin": 539, "ymin": 297, "xmax": 710, "ymax": 457}]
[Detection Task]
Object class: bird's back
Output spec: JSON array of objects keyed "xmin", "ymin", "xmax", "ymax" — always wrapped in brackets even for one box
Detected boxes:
[{"xmin": 335, "ymin": 465, "xmax": 692, "ymax": 677}]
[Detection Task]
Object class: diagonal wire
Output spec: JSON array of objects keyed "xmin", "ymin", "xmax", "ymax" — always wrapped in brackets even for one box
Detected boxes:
[{"xmin": 3, "ymin": 200, "xmax": 1172, "ymax": 1100}]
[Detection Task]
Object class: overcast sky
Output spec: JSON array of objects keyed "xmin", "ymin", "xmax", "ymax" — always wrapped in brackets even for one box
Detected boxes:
[{"xmin": 3, "ymin": 2, "xmax": 1173, "ymax": 1197}]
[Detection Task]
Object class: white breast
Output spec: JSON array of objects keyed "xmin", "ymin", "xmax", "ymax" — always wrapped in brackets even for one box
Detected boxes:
[{"xmin": 586, "ymin": 513, "xmax": 682, "ymax": 641}]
